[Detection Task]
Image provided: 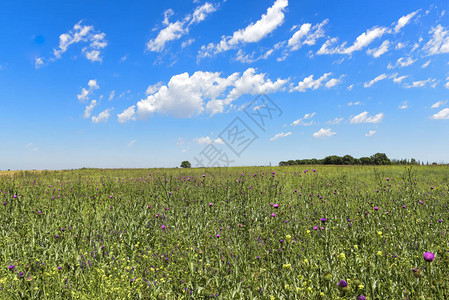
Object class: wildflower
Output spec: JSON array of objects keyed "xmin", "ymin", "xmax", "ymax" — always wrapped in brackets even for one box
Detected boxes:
[
  {"xmin": 424, "ymin": 252, "xmax": 435, "ymax": 262},
  {"xmin": 271, "ymin": 213, "xmax": 276, "ymax": 217},
  {"xmin": 282, "ymin": 264, "xmax": 292, "ymax": 269},
  {"xmin": 337, "ymin": 280, "xmax": 347, "ymax": 288},
  {"xmin": 377, "ymin": 231, "xmax": 382, "ymax": 236},
  {"xmin": 161, "ymin": 225, "xmax": 166, "ymax": 229},
  {"xmin": 320, "ymin": 218, "xmax": 326, "ymax": 223},
  {"xmin": 216, "ymin": 234, "xmax": 220, "ymax": 238},
  {"xmin": 358, "ymin": 284, "xmax": 364, "ymax": 290},
  {"xmin": 273, "ymin": 204, "xmax": 279, "ymax": 208},
  {"xmin": 377, "ymin": 251, "xmax": 382, "ymax": 256},
  {"xmin": 374, "ymin": 207, "xmax": 379, "ymax": 210},
  {"xmin": 209, "ymin": 203, "xmax": 213, "ymax": 206},
  {"xmin": 2, "ymin": 202, "xmax": 6, "ymax": 205},
  {"xmin": 386, "ymin": 178, "xmax": 389, "ymax": 181},
  {"xmin": 338, "ymin": 253, "xmax": 346, "ymax": 261},
  {"xmin": 8, "ymin": 265, "xmax": 15, "ymax": 270},
  {"xmin": 357, "ymin": 295, "xmax": 366, "ymax": 300},
  {"xmin": 286, "ymin": 235, "xmax": 291, "ymax": 242}
]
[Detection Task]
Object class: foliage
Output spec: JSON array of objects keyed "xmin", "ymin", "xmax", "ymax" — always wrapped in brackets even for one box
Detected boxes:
[{"xmin": 180, "ymin": 161, "xmax": 192, "ymax": 168}]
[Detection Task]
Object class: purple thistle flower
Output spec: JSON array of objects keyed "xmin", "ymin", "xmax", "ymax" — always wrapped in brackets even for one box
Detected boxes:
[
  {"xmin": 216, "ymin": 234, "xmax": 220, "ymax": 238},
  {"xmin": 424, "ymin": 252, "xmax": 435, "ymax": 262},
  {"xmin": 209, "ymin": 203, "xmax": 213, "ymax": 206},
  {"xmin": 273, "ymin": 204, "xmax": 279, "ymax": 208},
  {"xmin": 271, "ymin": 213, "xmax": 276, "ymax": 217},
  {"xmin": 357, "ymin": 295, "xmax": 366, "ymax": 300},
  {"xmin": 374, "ymin": 206, "xmax": 379, "ymax": 210},
  {"xmin": 8, "ymin": 265, "xmax": 15, "ymax": 270},
  {"xmin": 2, "ymin": 202, "xmax": 6, "ymax": 205},
  {"xmin": 320, "ymin": 218, "xmax": 327, "ymax": 223},
  {"xmin": 337, "ymin": 280, "xmax": 348, "ymax": 288},
  {"xmin": 161, "ymin": 225, "xmax": 166, "ymax": 229}
]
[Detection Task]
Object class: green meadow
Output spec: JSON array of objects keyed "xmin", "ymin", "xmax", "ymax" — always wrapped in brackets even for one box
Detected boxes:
[{"xmin": 0, "ymin": 165, "xmax": 448, "ymax": 299}]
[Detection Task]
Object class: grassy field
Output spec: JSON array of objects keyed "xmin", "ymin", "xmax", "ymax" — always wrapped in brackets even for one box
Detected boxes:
[{"xmin": 0, "ymin": 165, "xmax": 448, "ymax": 299}]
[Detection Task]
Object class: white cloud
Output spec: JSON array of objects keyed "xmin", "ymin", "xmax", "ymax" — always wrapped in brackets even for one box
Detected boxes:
[
  {"xmin": 347, "ymin": 84, "xmax": 354, "ymax": 91},
  {"xmin": 317, "ymin": 26, "xmax": 388, "ymax": 55},
  {"xmin": 146, "ymin": 82, "xmax": 164, "ymax": 95},
  {"xmin": 347, "ymin": 101, "xmax": 361, "ymax": 106},
  {"xmin": 325, "ymin": 76, "xmax": 344, "ymax": 89},
  {"xmin": 421, "ymin": 60, "xmax": 431, "ymax": 68},
  {"xmin": 147, "ymin": 3, "xmax": 217, "ymax": 52},
  {"xmin": 350, "ymin": 111, "xmax": 384, "ymax": 124},
  {"xmin": 394, "ymin": 10, "xmax": 420, "ymax": 33},
  {"xmin": 291, "ymin": 72, "xmax": 334, "ymax": 92},
  {"xmin": 199, "ymin": 0, "xmax": 288, "ymax": 57},
  {"xmin": 53, "ymin": 21, "xmax": 107, "ymax": 62},
  {"xmin": 92, "ymin": 108, "xmax": 112, "ymax": 123},
  {"xmin": 398, "ymin": 101, "xmax": 408, "ymax": 109},
  {"xmin": 77, "ymin": 79, "xmax": 99, "ymax": 102},
  {"xmin": 194, "ymin": 136, "xmax": 225, "ymax": 145},
  {"xmin": 365, "ymin": 130, "xmax": 376, "ymax": 137},
  {"xmin": 108, "ymin": 90, "xmax": 115, "ymax": 101},
  {"xmin": 127, "ymin": 139, "xmax": 137, "ymax": 147},
  {"xmin": 84, "ymin": 100, "xmax": 97, "ymax": 118},
  {"xmin": 431, "ymin": 100, "xmax": 447, "ymax": 108},
  {"xmin": 34, "ymin": 57, "xmax": 44, "ymax": 69},
  {"xmin": 403, "ymin": 78, "xmax": 436, "ymax": 88},
  {"xmin": 181, "ymin": 38, "xmax": 195, "ymax": 48},
  {"xmin": 120, "ymin": 55, "xmax": 127, "ymax": 63},
  {"xmin": 270, "ymin": 132, "xmax": 292, "ymax": 141},
  {"xmin": 423, "ymin": 25, "xmax": 449, "ymax": 55},
  {"xmin": 117, "ymin": 106, "xmax": 136, "ymax": 123},
  {"xmin": 290, "ymin": 112, "xmax": 315, "ymax": 126},
  {"xmin": 235, "ymin": 49, "xmax": 274, "ymax": 63},
  {"xmin": 391, "ymin": 73, "xmax": 408, "ymax": 84},
  {"xmin": 431, "ymin": 108, "xmax": 449, "ymax": 120},
  {"xmin": 326, "ymin": 117, "xmax": 343, "ymax": 125},
  {"xmin": 364, "ymin": 73, "xmax": 387, "ymax": 87},
  {"xmin": 288, "ymin": 19, "xmax": 328, "ymax": 51},
  {"xmin": 445, "ymin": 77, "xmax": 449, "ymax": 89},
  {"xmin": 366, "ymin": 40, "xmax": 390, "ymax": 57},
  {"xmin": 120, "ymin": 68, "xmax": 287, "ymax": 121},
  {"xmin": 313, "ymin": 128, "xmax": 336, "ymax": 138},
  {"xmin": 387, "ymin": 57, "xmax": 416, "ymax": 68}
]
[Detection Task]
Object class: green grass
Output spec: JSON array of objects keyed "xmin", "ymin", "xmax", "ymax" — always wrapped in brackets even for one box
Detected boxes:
[{"xmin": 0, "ymin": 165, "xmax": 448, "ymax": 299}]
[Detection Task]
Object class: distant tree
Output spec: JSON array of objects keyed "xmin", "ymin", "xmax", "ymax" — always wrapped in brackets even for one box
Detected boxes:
[
  {"xmin": 359, "ymin": 157, "xmax": 372, "ymax": 165},
  {"xmin": 180, "ymin": 161, "xmax": 191, "ymax": 168},
  {"xmin": 323, "ymin": 155, "xmax": 343, "ymax": 165},
  {"xmin": 370, "ymin": 153, "xmax": 391, "ymax": 165},
  {"xmin": 343, "ymin": 155, "xmax": 355, "ymax": 165}
]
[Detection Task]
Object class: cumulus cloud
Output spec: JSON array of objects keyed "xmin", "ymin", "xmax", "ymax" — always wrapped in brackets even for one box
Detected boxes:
[
  {"xmin": 147, "ymin": 3, "xmax": 217, "ymax": 52},
  {"xmin": 291, "ymin": 72, "xmax": 338, "ymax": 92},
  {"xmin": 398, "ymin": 101, "xmax": 408, "ymax": 109},
  {"xmin": 387, "ymin": 57, "xmax": 416, "ymax": 69},
  {"xmin": 194, "ymin": 136, "xmax": 224, "ymax": 145},
  {"xmin": 350, "ymin": 111, "xmax": 384, "ymax": 124},
  {"xmin": 394, "ymin": 10, "xmax": 420, "ymax": 33},
  {"xmin": 403, "ymin": 78, "xmax": 436, "ymax": 88},
  {"xmin": 364, "ymin": 73, "xmax": 387, "ymax": 87},
  {"xmin": 270, "ymin": 132, "xmax": 292, "ymax": 141},
  {"xmin": 317, "ymin": 26, "xmax": 388, "ymax": 55},
  {"xmin": 325, "ymin": 75, "xmax": 344, "ymax": 89},
  {"xmin": 52, "ymin": 21, "xmax": 107, "ymax": 62},
  {"xmin": 313, "ymin": 128, "xmax": 336, "ymax": 138},
  {"xmin": 117, "ymin": 106, "xmax": 136, "ymax": 123},
  {"xmin": 199, "ymin": 0, "xmax": 288, "ymax": 57},
  {"xmin": 92, "ymin": 108, "xmax": 112, "ymax": 123},
  {"xmin": 290, "ymin": 112, "xmax": 315, "ymax": 126},
  {"xmin": 365, "ymin": 130, "xmax": 376, "ymax": 137},
  {"xmin": 391, "ymin": 73, "xmax": 408, "ymax": 84},
  {"xmin": 287, "ymin": 19, "xmax": 328, "ymax": 51},
  {"xmin": 423, "ymin": 25, "xmax": 449, "ymax": 55},
  {"xmin": 366, "ymin": 40, "xmax": 390, "ymax": 57},
  {"xmin": 77, "ymin": 79, "xmax": 99, "ymax": 102},
  {"xmin": 119, "ymin": 68, "xmax": 287, "ymax": 122},
  {"xmin": 326, "ymin": 117, "xmax": 343, "ymax": 125},
  {"xmin": 84, "ymin": 100, "xmax": 97, "ymax": 118},
  {"xmin": 431, "ymin": 100, "xmax": 447, "ymax": 108},
  {"xmin": 431, "ymin": 108, "xmax": 449, "ymax": 120},
  {"xmin": 235, "ymin": 49, "xmax": 274, "ymax": 63}
]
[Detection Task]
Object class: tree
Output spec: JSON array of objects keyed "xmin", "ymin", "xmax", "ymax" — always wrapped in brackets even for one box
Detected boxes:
[
  {"xmin": 370, "ymin": 153, "xmax": 391, "ymax": 165},
  {"xmin": 180, "ymin": 161, "xmax": 191, "ymax": 168}
]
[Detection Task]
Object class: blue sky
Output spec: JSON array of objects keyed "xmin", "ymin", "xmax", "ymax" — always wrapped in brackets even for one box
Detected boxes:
[{"xmin": 1, "ymin": 0, "xmax": 449, "ymax": 169}]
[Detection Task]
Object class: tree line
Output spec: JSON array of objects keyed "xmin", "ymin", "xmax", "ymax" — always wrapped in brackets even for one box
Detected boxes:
[{"xmin": 279, "ymin": 153, "xmax": 423, "ymax": 166}]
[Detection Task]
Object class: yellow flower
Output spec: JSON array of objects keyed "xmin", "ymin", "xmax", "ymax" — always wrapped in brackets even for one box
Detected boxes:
[
  {"xmin": 358, "ymin": 284, "xmax": 364, "ymax": 290},
  {"xmin": 377, "ymin": 231, "xmax": 382, "ymax": 236},
  {"xmin": 377, "ymin": 251, "xmax": 382, "ymax": 256},
  {"xmin": 338, "ymin": 253, "xmax": 346, "ymax": 261},
  {"xmin": 286, "ymin": 235, "xmax": 292, "ymax": 242},
  {"xmin": 283, "ymin": 264, "xmax": 292, "ymax": 269},
  {"xmin": 320, "ymin": 292, "xmax": 325, "ymax": 296}
]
